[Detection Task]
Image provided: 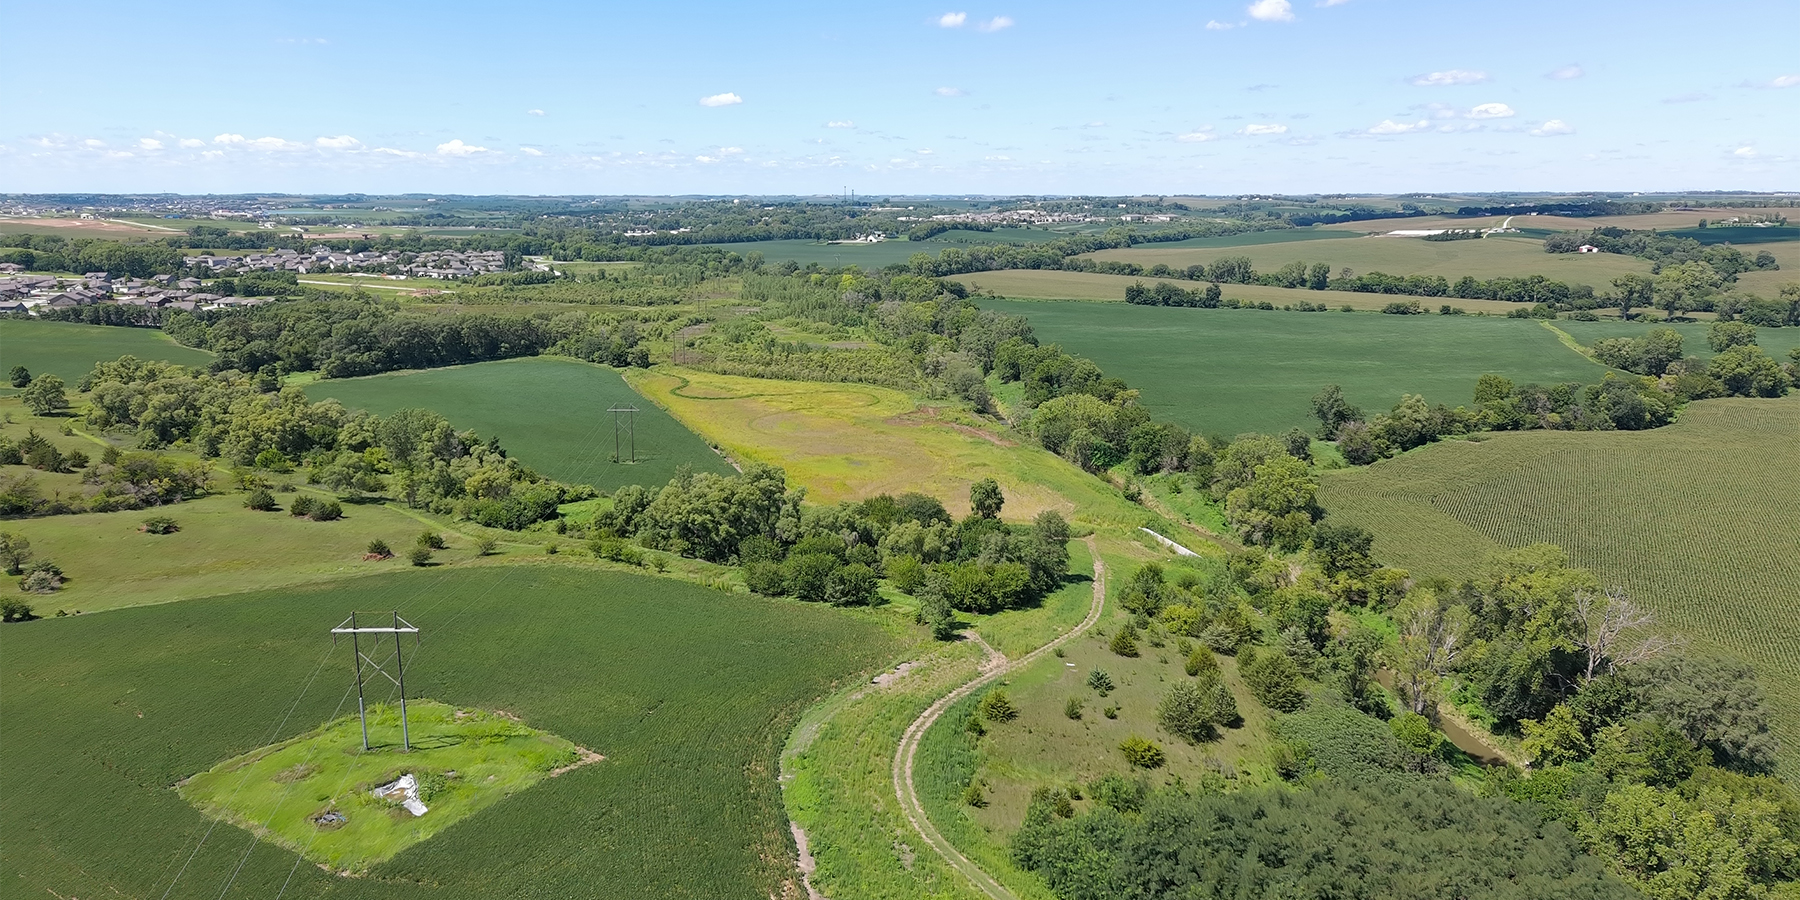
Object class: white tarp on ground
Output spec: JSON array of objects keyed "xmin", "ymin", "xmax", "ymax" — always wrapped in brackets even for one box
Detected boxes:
[{"xmin": 372, "ymin": 774, "xmax": 429, "ymax": 817}]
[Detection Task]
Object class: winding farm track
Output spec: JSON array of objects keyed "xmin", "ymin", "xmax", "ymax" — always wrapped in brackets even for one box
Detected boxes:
[{"xmin": 891, "ymin": 536, "xmax": 1108, "ymax": 900}]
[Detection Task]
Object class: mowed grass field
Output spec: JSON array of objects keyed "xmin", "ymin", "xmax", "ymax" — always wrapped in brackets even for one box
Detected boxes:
[
  {"xmin": 953, "ymin": 269, "xmax": 1536, "ymax": 315},
  {"xmin": 978, "ymin": 298, "xmax": 1607, "ymax": 436},
  {"xmin": 0, "ymin": 319, "xmax": 215, "ymax": 388},
  {"xmin": 1317, "ymin": 397, "xmax": 1800, "ymax": 775},
  {"xmin": 3, "ymin": 489, "xmax": 493, "ymax": 613},
  {"xmin": 306, "ymin": 356, "xmax": 733, "ymax": 491},
  {"xmin": 627, "ymin": 367, "xmax": 1146, "ymax": 526},
  {"xmin": 0, "ymin": 565, "xmax": 900, "ymax": 900},
  {"xmin": 1083, "ymin": 234, "xmax": 1651, "ymax": 283}
]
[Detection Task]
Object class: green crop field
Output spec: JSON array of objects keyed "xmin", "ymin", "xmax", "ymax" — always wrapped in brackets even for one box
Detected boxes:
[
  {"xmin": 1141, "ymin": 229, "xmax": 1365, "ymax": 249},
  {"xmin": 979, "ymin": 298, "xmax": 1607, "ymax": 436},
  {"xmin": 0, "ymin": 565, "xmax": 900, "ymax": 899},
  {"xmin": 1084, "ymin": 234, "xmax": 1651, "ymax": 283},
  {"xmin": 306, "ymin": 357, "xmax": 733, "ymax": 491},
  {"xmin": 0, "ymin": 319, "xmax": 215, "ymax": 389},
  {"xmin": 1317, "ymin": 397, "xmax": 1800, "ymax": 775},
  {"xmin": 953, "ymin": 268, "xmax": 1535, "ymax": 314}
]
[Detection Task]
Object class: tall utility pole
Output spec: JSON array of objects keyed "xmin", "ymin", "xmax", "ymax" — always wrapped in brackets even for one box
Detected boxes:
[
  {"xmin": 330, "ymin": 612, "xmax": 420, "ymax": 751},
  {"xmin": 608, "ymin": 404, "xmax": 639, "ymax": 463}
]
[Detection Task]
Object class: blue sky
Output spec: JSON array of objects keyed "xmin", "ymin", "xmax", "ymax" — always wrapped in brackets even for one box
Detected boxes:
[{"xmin": 4, "ymin": 0, "xmax": 1796, "ymax": 195}]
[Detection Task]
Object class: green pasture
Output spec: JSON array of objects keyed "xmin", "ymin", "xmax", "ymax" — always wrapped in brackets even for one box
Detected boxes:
[
  {"xmin": 0, "ymin": 565, "xmax": 900, "ymax": 899},
  {"xmin": 1085, "ymin": 234, "xmax": 1651, "ymax": 283},
  {"xmin": 1318, "ymin": 396, "xmax": 1800, "ymax": 776},
  {"xmin": 180, "ymin": 701, "xmax": 584, "ymax": 872},
  {"xmin": 3, "ymin": 487, "xmax": 500, "ymax": 614},
  {"xmin": 979, "ymin": 298, "xmax": 1607, "ymax": 436},
  {"xmin": 0, "ymin": 319, "xmax": 214, "ymax": 389},
  {"xmin": 699, "ymin": 239, "xmax": 931, "ymax": 268},
  {"xmin": 306, "ymin": 357, "xmax": 733, "ymax": 491}
]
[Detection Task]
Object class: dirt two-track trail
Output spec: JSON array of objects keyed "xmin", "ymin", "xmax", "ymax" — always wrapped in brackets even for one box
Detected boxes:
[{"xmin": 892, "ymin": 536, "xmax": 1108, "ymax": 900}]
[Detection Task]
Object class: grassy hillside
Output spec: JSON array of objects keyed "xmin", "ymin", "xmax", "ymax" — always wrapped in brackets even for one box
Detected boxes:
[
  {"xmin": 628, "ymin": 367, "xmax": 1147, "ymax": 527},
  {"xmin": 979, "ymin": 298, "xmax": 1607, "ymax": 436},
  {"xmin": 1084, "ymin": 234, "xmax": 1650, "ymax": 283},
  {"xmin": 306, "ymin": 356, "xmax": 733, "ymax": 491},
  {"xmin": 1317, "ymin": 397, "xmax": 1800, "ymax": 775},
  {"xmin": 0, "ymin": 319, "xmax": 214, "ymax": 389},
  {"xmin": 0, "ymin": 565, "xmax": 900, "ymax": 900}
]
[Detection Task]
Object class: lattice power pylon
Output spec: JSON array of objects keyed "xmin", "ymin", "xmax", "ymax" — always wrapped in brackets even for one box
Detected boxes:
[
  {"xmin": 608, "ymin": 403, "xmax": 640, "ymax": 463},
  {"xmin": 330, "ymin": 612, "xmax": 420, "ymax": 751}
]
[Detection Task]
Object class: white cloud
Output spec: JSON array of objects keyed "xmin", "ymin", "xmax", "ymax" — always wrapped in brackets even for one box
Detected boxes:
[
  {"xmin": 1409, "ymin": 69, "xmax": 1488, "ymax": 86},
  {"xmin": 1206, "ymin": 19, "xmax": 1234, "ymax": 29},
  {"xmin": 213, "ymin": 133, "xmax": 246, "ymax": 144},
  {"xmin": 1734, "ymin": 146, "xmax": 1758, "ymax": 158},
  {"xmin": 315, "ymin": 135, "xmax": 360, "ymax": 148},
  {"xmin": 935, "ymin": 86, "xmax": 966, "ymax": 97},
  {"xmin": 1770, "ymin": 74, "xmax": 1800, "ymax": 88},
  {"xmin": 1547, "ymin": 64, "xmax": 1584, "ymax": 80},
  {"xmin": 373, "ymin": 147, "xmax": 423, "ymax": 158},
  {"xmin": 1241, "ymin": 123, "xmax": 1288, "ymax": 135},
  {"xmin": 520, "ymin": 147, "xmax": 544, "ymax": 156},
  {"xmin": 1247, "ymin": 0, "xmax": 1294, "ymax": 22},
  {"xmin": 977, "ymin": 16, "xmax": 1013, "ymax": 31},
  {"xmin": 985, "ymin": 154, "xmax": 1011, "ymax": 160},
  {"xmin": 1529, "ymin": 119, "xmax": 1575, "ymax": 136},
  {"xmin": 698, "ymin": 92, "xmax": 743, "ymax": 107},
  {"xmin": 1367, "ymin": 119, "xmax": 1430, "ymax": 134},
  {"xmin": 137, "ymin": 138, "xmax": 162, "ymax": 150},
  {"xmin": 1176, "ymin": 131, "xmax": 1217, "ymax": 142},
  {"xmin": 695, "ymin": 155, "xmax": 718, "ymax": 163},
  {"xmin": 527, "ymin": 108, "xmax": 545, "ymax": 116},
  {"xmin": 938, "ymin": 11, "xmax": 966, "ymax": 27},
  {"xmin": 916, "ymin": 148, "xmax": 934, "ymax": 154},
  {"xmin": 720, "ymin": 146, "xmax": 745, "ymax": 155},
  {"xmin": 178, "ymin": 138, "xmax": 205, "ymax": 148},
  {"xmin": 827, "ymin": 120, "xmax": 854, "ymax": 128},
  {"xmin": 201, "ymin": 150, "xmax": 224, "ymax": 160},
  {"xmin": 248, "ymin": 136, "xmax": 303, "ymax": 150},
  {"xmin": 1467, "ymin": 102, "xmax": 1515, "ymax": 119},
  {"xmin": 436, "ymin": 139, "xmax": 489, "ymax": 155}
]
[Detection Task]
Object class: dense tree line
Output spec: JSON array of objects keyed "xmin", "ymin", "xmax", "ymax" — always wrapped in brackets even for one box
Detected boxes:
[
  {"xmin": 1588, "ymin": 324, "xmax": 1795, "ymax": 398},
  {"xmin": 160, "ymin": 296, "xmax": 651, "ymax": 377},
  {"xmin": 1546, "ymin": 226, "xmax": 1781, "ymax": 281},
  {"xmin": 587, "ymin": 469, "xmax": 1072, "ymax": 630},
  {"xmin": 1013, "ymin": 778, "xmax": 1637, "ymax": 900},
  {"xmin": 67, "ymin": 356, "xmax": 588, "ymax": 528}
]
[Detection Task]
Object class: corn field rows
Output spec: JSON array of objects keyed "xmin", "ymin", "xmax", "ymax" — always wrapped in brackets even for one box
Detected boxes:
[{"xmin": 1320, "ymin": 398, "xmax": 1800, "ymax": 775}]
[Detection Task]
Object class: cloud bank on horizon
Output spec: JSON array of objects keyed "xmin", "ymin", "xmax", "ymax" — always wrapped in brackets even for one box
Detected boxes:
[{"xmin": 3, "ymin": 0, "xmax": 1795, "ymax": 193}]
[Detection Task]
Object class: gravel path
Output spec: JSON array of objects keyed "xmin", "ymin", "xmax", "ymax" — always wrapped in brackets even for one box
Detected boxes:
[{"xmin": 890, "ymin": 536, "xmax": 1108, "ymax": 900}]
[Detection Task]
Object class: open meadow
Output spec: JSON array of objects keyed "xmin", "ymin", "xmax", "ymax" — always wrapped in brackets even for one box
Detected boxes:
[
  {"xmin": 627, "ymin": 367, "xmax": 1146, "ymax": 526},
  {"xmin": 0, "ymin": 565, "xmax": 901, "ymax": 900},
  {"xmin": 978, "ymin": 298, "xmax": 1607, "ymax": 436},
  {"xmin": 1083, "ymin": 234, "xmax": 1651, "ymax": 283},
  {"xmin": 1317, "ymin": 396, "xmax": 1800, "ymax": 775},
  {"xmin": 0, "ymin": 319, "xmax": 214, "ymax": 387},
  {"xmin": 306, "ymin": 357, "xmax": 734, "ymax": 491}
]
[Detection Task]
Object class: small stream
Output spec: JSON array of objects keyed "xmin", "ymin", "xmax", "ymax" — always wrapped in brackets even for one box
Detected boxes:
[{"xmin": 1374, "ymin": 669, "xmax": 1507, "ymax": 765}]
